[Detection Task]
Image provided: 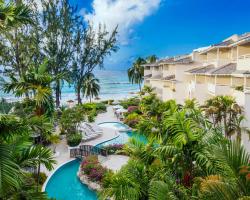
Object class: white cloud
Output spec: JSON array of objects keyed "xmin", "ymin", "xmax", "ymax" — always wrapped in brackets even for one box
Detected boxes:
[{"xmin": 82, "ymin": 0, "xmax": 161, "ymax": 45}]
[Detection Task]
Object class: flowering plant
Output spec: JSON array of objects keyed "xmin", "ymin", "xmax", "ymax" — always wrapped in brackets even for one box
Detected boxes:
[
  {"xmin": 102, "ymin": 144, "xmax": 124, "ymax": 155},
  {"xmin": 81, "ymin": 155, "xmax": 108, "ymax": 183}
]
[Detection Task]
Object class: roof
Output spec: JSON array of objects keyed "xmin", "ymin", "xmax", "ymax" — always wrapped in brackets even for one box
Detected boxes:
[
  {"xmin": 212, "ymin": 39, "xmax": 234, "ymax": 47},
  {"xmin": 208, "ymin": 63, "xmax": 236, "ymax": 75},
  {"xmin": 232, "ymin": 70, "xmax": 250, "ymax": 77},
  {"xmin": 142, "ymin": 63, "xmax": 158, "ymax": 67},
  {"xmin": 144, "ymin": 74, "xmax": 152, "ymax": 78},
  {"xmin": 186, "ymin": 65, "xmax": 215, "ymax": 74},
  {"xmin": 159, "ymin": 55, "xmax": 193, "ymax": 65},
  {"xmin": 150, "ymin": 74, "xmax": 162, "ymax": 80}
]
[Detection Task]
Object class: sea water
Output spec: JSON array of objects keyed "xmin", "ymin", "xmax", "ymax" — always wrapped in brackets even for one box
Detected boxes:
[{"xmin": 0, "ymin": 70, "xmax": 140, "ymax": 103}]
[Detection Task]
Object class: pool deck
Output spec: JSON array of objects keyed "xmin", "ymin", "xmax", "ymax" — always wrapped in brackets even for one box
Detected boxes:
[{"xmin": 41, "ymin": 106, "xmax": 129, "ymax": 175}]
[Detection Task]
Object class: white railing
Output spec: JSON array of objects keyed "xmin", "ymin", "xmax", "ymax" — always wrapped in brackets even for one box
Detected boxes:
[
  {"xmin": 238, "ymin": 54, "xmax": 250, "ymax": 59},
  {"xmin": 207, "ymin": 83, "xmax": 216, "ymax": 94},
  {"xmin": 237, "ymin": 54, "xmax": 250, "ymax": 70}
]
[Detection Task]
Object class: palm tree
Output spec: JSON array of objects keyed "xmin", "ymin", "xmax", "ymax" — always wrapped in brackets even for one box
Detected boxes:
[
  {"xmin": 82, "ymin": 73, "xmax": 100, "ymax": 103},
  {"xmin": 204, "ymin": 96, "xmax": 242, "ymax": 138},
  {"xmin": 146, "ymin": 55, "xmax": 157, "ymax": 64},
  {"xmin": 0, "ymin": 114, "xmax": 56, "ymax": 198},
  {"xmin": 128, "ymin": 57, "xmax": 146, "ymax": 92},
  {"xmin": 2, "ymin": 60, "xmax": 57, "ymax": 116},
  {"xmin": 197, "ymin": 140, "xmax": 250, "ymax": 199},
  {"xmin": 0, "ymin": 0, "xmax": 32, "ymax": 31}
]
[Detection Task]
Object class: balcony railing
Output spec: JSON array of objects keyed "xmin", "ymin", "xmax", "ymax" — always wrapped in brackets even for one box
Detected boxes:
[
  {"xmin": 237, "ymin": 54, "xmax": 250, "ymax": 70},
  {"xmin": 238, "ymin": 54, "xmax": 250, "ymax": 60}
]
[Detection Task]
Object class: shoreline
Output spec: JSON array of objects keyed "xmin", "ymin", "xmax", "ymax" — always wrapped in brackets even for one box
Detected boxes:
[{"xmin": 0, "ymin": 92, "xmax": 139, "ymax": 104}]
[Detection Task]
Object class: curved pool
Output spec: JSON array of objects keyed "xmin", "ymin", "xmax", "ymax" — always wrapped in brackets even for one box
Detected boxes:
[
  {"xmin": 98, "ymin": 122, "xmax": 130, "ymax": 131},
  {"xmin": 45, "ymin": 159, "xmax": 97, "ymax": 200},
  {"xmin": 97, "ymin": 122, "xmax": 146, "ymax": 147}
]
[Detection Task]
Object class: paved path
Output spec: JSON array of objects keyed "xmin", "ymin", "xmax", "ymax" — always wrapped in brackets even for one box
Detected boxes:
[
  {"xmin": 100, "ymin": 155, "xmax": 129, "ymax": 171},
  {"xmin": 42, "ymin": 105, "xmax": 128, "ymax": 175}
]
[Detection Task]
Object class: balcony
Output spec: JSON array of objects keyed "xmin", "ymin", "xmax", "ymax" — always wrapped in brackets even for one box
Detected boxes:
[
  {"xmin": 207, "ymin": 83, "xmax": 231, "ymax": 96},
  {"xmin": 237, "ymin": 54, "xmax": 250, "ymax": 70}
]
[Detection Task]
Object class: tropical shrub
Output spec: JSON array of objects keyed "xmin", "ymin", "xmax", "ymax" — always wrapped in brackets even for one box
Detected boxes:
[
  {"xmin": 127, "ymin": 106, "xmax": 140, "ymax": 113},
  {"xmin": 102, "ymin": 144, "xmax": 124, "ymax": 155},
  {"xmin": 81, "ymin": 156, "xmax": 108, "ymax": 183},
  {"xmin": 0, "ymin": 98, "xmax": 15, "ymax": 114},
  {"xmin": 81, "ymin": 103, "xmax": 106, "ymax": 112},
  {"xmin": 66, "ymin": 133, "xmax": 82, "ymax": 147},
  {"xmin": 124, "ymin": 113, "xmax": 140, "ymax": 128},
  {"xmin": 120, "ymin": 97, "xmax": 140, "ymax": 109}
]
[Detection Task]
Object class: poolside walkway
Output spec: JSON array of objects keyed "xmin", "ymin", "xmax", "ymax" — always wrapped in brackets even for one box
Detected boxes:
[{"xmin": 42, "ymin": 106, "xmax": 129, "ymax": 175}]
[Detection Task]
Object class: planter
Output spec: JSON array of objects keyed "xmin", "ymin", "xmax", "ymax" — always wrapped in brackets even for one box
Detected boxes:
[{"xmin": 77, "ymin": 167, "xmax": 102, "ymax": 192}]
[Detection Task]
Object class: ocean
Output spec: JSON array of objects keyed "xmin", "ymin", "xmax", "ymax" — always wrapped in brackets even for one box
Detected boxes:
[{"xmin": 0, "ymin": 70, "xmax": 140, "ymax": 104}]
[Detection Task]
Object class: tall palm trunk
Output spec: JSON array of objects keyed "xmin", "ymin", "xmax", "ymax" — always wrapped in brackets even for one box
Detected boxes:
[
  {"xmin": 36, "ymin": 162, "xmax": 41, "ymax": 192},
  {"xmin": 55, "ymin": 82, "xmax": 60, "ymax": 108},
  {"xmin": 77, "ymin": 84, "xmax": 82, "ymax": 104}
]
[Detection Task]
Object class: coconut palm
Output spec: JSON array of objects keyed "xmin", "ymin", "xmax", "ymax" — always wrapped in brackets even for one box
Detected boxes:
[
  {"xmin": 204, "ymin": 96, "xmax": 242, "ymax": 138},
  {"xmin": 0, "ymin": 0, "xmax": 32, "ymax": 31},
  {"xmin": 0, "ymin": 114, "xmax": 56, "ymax": 198},
  {"xmin": 128, "ymin": 57, "xmax": 146, "ymax": 92},
  {"xmin": 82, "ymin": 73, "xmax": 100, "ymax": 103},
  {"xmin": 197, "ymin": 140, "xmax": 250, "ymax": 199},
  {"xmin": 2, "ymin": 60, "xmax": 57, "ymax": 116},
  {"xmin": 146, "ymin": 55, "xmax": 157, "ymax": 63}
]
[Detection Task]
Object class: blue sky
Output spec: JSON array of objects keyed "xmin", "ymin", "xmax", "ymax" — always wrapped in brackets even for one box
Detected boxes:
[{"xmin": 70, "ymin": 0, "xmax": 250, "ymax": 70}]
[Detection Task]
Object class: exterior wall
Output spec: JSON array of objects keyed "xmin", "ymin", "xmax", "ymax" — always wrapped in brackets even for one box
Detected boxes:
[
  {"xmin": 192, "ymin": 51, "xmax": 207, "ymax": 62},
  {"xmin": 151, "ymin": 66, "xmax": 163, "ymax": 77},
  {"xmin": 231, "ymin": 47, "xmax": 237, "ymax": 61},
  {"xmin": 144, "ymin": 66, "xmax": 152, "ymax": 76},
  {"xmin": 188, "ymin": 80, "xmax": 209, "ymax": 104},
  {"xmin": 237, "ymin": 44, "xmax": 250, "ymax": 70},
  {"xmin": 162, "ymin": 64, "xmax": 175, "ymax": 77}
]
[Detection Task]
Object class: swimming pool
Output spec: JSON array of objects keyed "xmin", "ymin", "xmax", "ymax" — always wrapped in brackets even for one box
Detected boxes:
[
  {"xmin": 45, "ymin": 159, "xmax": 97, "ymax": 200},
  {"xmin": 98, "ymin": 122, "xmax": 130, "ymax": 131},
  {"xmin": 96, "ymin": 122, "xmax": 146, "ymax": 147}
]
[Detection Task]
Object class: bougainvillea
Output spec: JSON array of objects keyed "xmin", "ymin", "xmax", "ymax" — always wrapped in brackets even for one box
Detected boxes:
[{"xmin": 81, "ymin": 155, "xmax": 108, "ymax": 183}]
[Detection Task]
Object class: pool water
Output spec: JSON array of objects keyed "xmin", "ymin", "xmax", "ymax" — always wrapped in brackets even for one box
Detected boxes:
[
  {"xmin": 45, "ymin": 159, "xmax": 97, "ymax": 200},
  {"xmin": 97, "ymin": 122, "xmax": 147, "ymax": 147},
  {"xmin": 98, "ymin": 122, "xmax": 130, "ymax": 131}
]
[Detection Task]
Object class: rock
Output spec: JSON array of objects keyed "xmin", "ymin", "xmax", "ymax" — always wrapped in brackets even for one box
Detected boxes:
[{"xmin": 77, "ymin": 168, "xmax": 102, "ymax": 192}]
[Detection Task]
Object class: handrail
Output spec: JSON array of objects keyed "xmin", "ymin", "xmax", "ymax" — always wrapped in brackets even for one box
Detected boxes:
[
  {"xmin": 238, "ymin": 54, "xmax": 250, "ymax": 59},
  {"xmin": 70, "ymin": 145, "xmax": 108, "ymax": 158}
]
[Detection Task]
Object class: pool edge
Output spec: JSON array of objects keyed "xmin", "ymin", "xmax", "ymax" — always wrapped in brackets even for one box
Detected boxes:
[{"xmin": 42, "ymin": 158, "xmax": 76, "ymax": 192}]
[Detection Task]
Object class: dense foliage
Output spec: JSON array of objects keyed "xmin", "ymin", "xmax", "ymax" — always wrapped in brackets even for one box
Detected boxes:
[{"xmin": 101, "ymin": 87, "xmax": 250, "ymax": 200}]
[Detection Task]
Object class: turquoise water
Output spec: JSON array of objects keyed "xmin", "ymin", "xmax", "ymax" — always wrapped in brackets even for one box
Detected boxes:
[
  {"xmin": 45, "ymin": 159, "xmax": 97, "ymax": 200},
  {"xmin": 0, "ymin": 70, "xmax": 139, "ymax": 102},
  {"xmin": 96, "ymin": 122, "xmax": 147, "ymax": 147},
  {"xmin": 98, "ymin": 122, "xmax": 130, "ymax": 131}
]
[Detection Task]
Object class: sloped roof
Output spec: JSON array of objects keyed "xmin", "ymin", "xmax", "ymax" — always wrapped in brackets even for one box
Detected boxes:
[
  {"xmin": 208, "ymin": 63, "xmax": 236, "ymax": 75},
  {"xmin": 159, "ymin": 55, "xmax": 193, "ymax": 65},
  {"xmin": 144, "ymin": 74, "xmax": 152, "ymax": 78},
  {"xmin": 150, "ymin": 74, "xmax": 162, "ymax": 80},
  {"xmin": 186, "ymin": 65, "xmax": 215, "ymax": 74},
  {"xmin": 212, "ymin": 39, "xmax": 234, "ymax": 47}
]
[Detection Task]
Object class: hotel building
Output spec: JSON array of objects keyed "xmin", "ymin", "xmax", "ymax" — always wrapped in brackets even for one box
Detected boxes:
[{"xmin": 143, "ymin": 33, "xmax": 250, "ymax": 128}]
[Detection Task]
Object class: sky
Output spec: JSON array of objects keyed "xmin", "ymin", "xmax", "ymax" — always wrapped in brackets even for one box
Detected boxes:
[{"xmin": 69, "ymin": 0, "xmax": 250, "ymax": 70}]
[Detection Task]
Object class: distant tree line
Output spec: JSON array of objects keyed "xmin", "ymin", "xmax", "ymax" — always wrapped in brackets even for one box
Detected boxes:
[{"xmin": 0, "ymin": 0, "xmax": 118, "ymax": 106}]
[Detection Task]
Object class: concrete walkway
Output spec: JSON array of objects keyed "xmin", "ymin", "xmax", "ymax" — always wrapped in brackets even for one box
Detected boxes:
[{"xmin": 42, "ymin": 106, "xmax": 129, "ymax": 175}]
